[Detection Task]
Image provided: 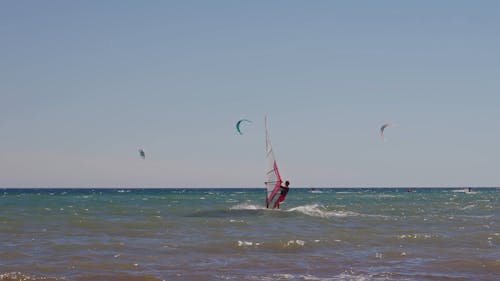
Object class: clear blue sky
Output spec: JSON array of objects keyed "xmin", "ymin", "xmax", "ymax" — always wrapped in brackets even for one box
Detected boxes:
[{"xmin": 1, "ymin": 1, "xmax": 499, "ymax": 188}]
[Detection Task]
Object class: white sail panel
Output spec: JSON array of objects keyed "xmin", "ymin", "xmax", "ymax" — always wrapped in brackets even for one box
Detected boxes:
[{"xmin": 265, "ymin": 117, "xmax": 282, "ymax": 208}]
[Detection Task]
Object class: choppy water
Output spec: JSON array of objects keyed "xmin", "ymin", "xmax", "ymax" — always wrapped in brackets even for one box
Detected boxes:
[{"xmin": 0, "ymin": 188, "xmax": 498, "ymax": 281}]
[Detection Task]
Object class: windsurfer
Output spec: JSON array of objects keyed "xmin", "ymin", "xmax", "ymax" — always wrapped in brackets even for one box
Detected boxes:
[{"xmin": 273, "ymin": 180, "xmax": 290, "ymax": 209}]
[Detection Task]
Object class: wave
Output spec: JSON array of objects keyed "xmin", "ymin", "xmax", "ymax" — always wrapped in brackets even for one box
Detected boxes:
[
  {"xmin": 0, "ymin": 272, "xmax": 65, "ymax": 281},
  {"xmin": 284, "ymin": 239, "xmax": 306, "ymax": 247},
  {"xmin": 460, "ymin": 204, "xmax": 476, "ymax": 210},
  {"xmin": 301, "ymin": 273, "xmax": 375, "ymax": 281},
  {"xmin": 182, "ymin": 238, "xmax": 317, "ymax": 254},
  {"xmin": 193, "ymin": 203, "xmax": 359, "ymax": 219},
  {"xmin": 236, "ymin": 240, "xmax": 261, "ymax": 247},
  {"xmin": 243, "ymin": 272, "xmax": 379, "ymax": 281},
  {"xmin": 374, "ymin": 194, "xmax": 399, "ymax": 198},
  {"xmin": 230, "ymin": 203, "xmax": 361, "ymax": 218},
  {"xmin": 230, "ymin": 203, "xmax": 267, "ymax": 211},
  {"xmin": 287, "ymin": 204, "xmax": 359, "ymax": 218},
  {"xmin": 396, "ymin": 233, "xmax": 444, "ymax": 241},
  {"xmin": 235, "ymin": 239, "xmax": 311, "ymax": 250},
  {"xmin": 452, "ymin": 189, "xmax": 478, "ymax": 194},
  {"xmin": 187, "ymin": 203, "xmax": 267, "ymax": 218}
]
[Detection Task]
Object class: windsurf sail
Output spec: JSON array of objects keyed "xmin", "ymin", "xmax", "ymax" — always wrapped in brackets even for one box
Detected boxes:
[{"xmin": 265, "ymin": 116, "xmax": 283, "ymax": 208}]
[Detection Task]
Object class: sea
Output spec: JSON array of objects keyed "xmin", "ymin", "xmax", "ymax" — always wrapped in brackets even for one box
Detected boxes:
[{"xmin": 0, "ymin": 188, "xmax": 498, "ymax": 281}]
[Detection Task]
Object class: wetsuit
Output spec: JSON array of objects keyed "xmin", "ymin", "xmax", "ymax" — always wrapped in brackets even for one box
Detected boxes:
[{"xmin": 273, "ymin": 185, "xmax": 289, "ymax": 209}]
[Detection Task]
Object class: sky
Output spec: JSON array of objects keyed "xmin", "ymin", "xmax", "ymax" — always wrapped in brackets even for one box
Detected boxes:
[{"xmin": 1, "ymin": 1, "xmax": 499, "ymax": 188}]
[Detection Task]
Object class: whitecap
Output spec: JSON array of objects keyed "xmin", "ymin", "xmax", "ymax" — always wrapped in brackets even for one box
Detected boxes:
[
  {"xmin": 287, "ymin": 204, "xmax": 359, "ymax": 218},
  {"xmin": 301, "ymin": 273, "xmax": 372, "ymax": 281},
  {"xmin": 273, "ymin": 273, "xmax": 295, "ymax": 279},
  {"xmin": 237, "ymin": 241, "xmax": 254, "ymax": 247},
  {"xmin": 452, "ymin": 189, "xmax": 478, "ymax": 194},
  {"xmin": 397, "ymin": 233, "xmax": 440, "ymax": 240},
  {"xmin": 285, "ymin": 240, "xmax": 305, "ymax": 247},
  {"xmin": 376, "ymin": 194, "xmax": 398, "ymax": 198},
  {"xmin": 230, "ymin": 203, "xmax": 266, "ymax": 210}
]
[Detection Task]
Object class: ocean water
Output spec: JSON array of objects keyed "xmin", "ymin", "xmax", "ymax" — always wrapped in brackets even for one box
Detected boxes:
[{"xmin": 0, "ymin": 188, "xmax": 498, "ymax": 281}]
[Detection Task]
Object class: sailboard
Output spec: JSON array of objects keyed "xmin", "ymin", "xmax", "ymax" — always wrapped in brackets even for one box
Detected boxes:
[{"xmin": 265, "ymin": 116, "xmax": 283, "ymax": 208}]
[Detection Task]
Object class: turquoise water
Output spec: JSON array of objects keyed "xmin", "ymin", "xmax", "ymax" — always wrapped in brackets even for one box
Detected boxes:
[{"xmin": 0, "ymin": 188, "xmax": 498, "ymax": 281}]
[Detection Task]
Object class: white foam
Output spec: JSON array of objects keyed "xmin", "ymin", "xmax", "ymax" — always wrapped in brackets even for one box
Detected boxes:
[
  {"xmin": 301, "ymin": 273, "xmax": 372, "ymax": 281},
  {"xmin": 376, "ymin": 194, "xmax": 398, "ymax": 198},
  {"xmin": 237, "ymin": 240, "xmax": 260, "ymax": 247},
  {"xmin": 273, "ymin": 274, "xmax": 295, "ymax": 279},
  {"xmin": 247, "ymin": 274, "xmax": 295, "ymax": 281},
  {"xmin": 461, "ymin": 204, "xmax": 476, "ymax": 210},
  {"xmin": 452, "ymin": 189, "xmax": 478, "ymax": 194},
  {"xmin": 237, "ymin": 240, "xmax": 253, "ymax": 246},
  {"xmin": 287, "ymin": 204, "xmax": 359, "ymax": 218},
  {"xmin": 285, "ymin": 239, "xmax": 305, "ymax": 247},
  {"xmin": 230, "ymin": 203, "xmax": 266, "ymax": 210},
  {"xmin": 397, "ymin": 233, "xmax": 439, "ymax": 240}
]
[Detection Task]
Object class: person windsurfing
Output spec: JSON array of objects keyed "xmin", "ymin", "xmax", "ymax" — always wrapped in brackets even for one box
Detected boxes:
[{"xmin": 273, "ymin": 180, "xmax": 290, "ymax": 209}]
